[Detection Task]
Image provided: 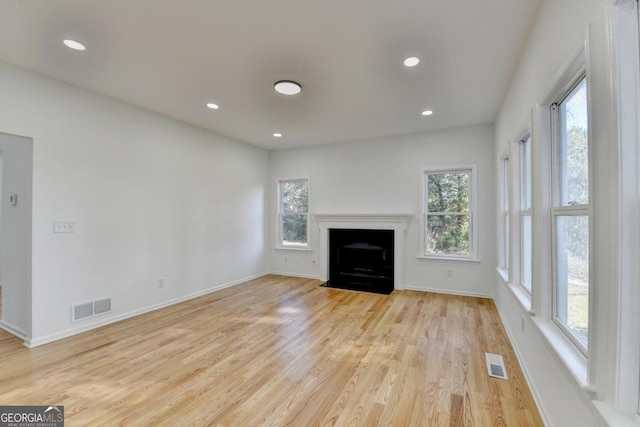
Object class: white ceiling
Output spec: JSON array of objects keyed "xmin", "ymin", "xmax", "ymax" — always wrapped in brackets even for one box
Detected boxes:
[{"xmin": 0, "ymin": 0, "xmax": 541, "ymax": 150}]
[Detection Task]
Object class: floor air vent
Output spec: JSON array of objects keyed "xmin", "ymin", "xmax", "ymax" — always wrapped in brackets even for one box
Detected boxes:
[
  {"xmin": 485, "ymin": 352, "xmax": 509, "ymax": 380},
  {"xmin": 72, "ymin": 298, "xmax": 112, "ymax": 322}
]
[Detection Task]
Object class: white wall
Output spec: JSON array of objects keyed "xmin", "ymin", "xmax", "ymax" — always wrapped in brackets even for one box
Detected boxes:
[
  {"xmin": 0, "ymin": 61, "xmax": 269, "ymax": 345},
  {"xmin": 269, "ymin": 123, "xmax": 496, "ymax": 297},
  {"xmin": 494, "ymin": 0, "xmax": 613, "ymax": 425}
]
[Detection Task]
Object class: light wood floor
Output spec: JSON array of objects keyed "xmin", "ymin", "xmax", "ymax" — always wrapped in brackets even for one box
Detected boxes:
[{"xmin": 0, "ymin": 275, "xmax": 543, "ymax": 426}]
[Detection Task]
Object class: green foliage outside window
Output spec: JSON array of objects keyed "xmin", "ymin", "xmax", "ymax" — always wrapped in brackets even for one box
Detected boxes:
[
  {"xmin": 425, "ymin": 171, "xmax": 470, "ymax": 256},
  {"xmin": 555, "ymin": 78, "xmax": 589, "ymax": 345},
  {"xmin": 563, "ymin": 125, "xmax": 589, "ymax": 260},
  {"xmin": 281, "ymin": 180, "xmax": 308, "ymax": 246}
]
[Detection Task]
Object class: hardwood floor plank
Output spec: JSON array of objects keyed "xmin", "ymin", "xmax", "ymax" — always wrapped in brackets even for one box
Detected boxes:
[
  {"xmin": 0, "ymin": 275, "xmax": 543, "ymax": 426},
  {"xmin": 449, "ymin": 394, "xmax": 464, "ymax": 427}
]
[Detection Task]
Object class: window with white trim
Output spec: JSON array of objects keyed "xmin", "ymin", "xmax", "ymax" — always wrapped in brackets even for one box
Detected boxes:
[
  {"xmin": 502, "ymin": 156, "xmax": 510, "ymax": 272},
  {"xmin": 278, "ymin": 178, "xmax": 309, "ymax": 248},
  {"xmin": 551, "ymin": 75, "xmax": 590, "ymax": 352},
  {"xmin": 423, "ymin": 167, "xmax": 476, "ymax": 259},
  {"xmin": 520, "ymin": 135, "xmax": 532, "ymax": 294}
]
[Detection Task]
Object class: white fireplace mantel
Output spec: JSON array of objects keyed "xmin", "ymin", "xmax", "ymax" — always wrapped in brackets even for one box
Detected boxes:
[
  {"xmin": 314, "ymin": 213, "xmax": 413, "ymax": 227},
  {"xmin": 314, "ymin": 213, "xmax": 413, "ymax": 290}
]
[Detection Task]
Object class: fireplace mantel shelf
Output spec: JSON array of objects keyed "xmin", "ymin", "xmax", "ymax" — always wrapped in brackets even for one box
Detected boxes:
[{"xmin": 314, "ymin": 214, "xmax": 412, "ymax": 228}]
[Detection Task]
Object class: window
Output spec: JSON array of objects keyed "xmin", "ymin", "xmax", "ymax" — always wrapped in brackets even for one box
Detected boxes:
[
  {"xmin": 520, "ymin": 135, "xmax": 532, "ymax": 293},
  {"xmin": 551, "ymin": 76, "xmax": 589, "ymax": 352},
  {"xmin": 423, "ymin": 167, "xmax": 476, "ymax": 259},
  {"xmin": 278, "ymin": 178, "xmax": 309, "ymax": 248},
  {"xmin": 502, "ymin": 156, "xmax": 510, "ymax": 271}
]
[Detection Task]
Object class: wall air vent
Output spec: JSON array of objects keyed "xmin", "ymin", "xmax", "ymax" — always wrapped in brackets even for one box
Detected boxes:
[
  {"xmin": 71, "ymin": 298, "xmax": 112, "ymax": 322},
  {"xmin": 73, "ymin": 302, "xmax": 93, "ymax": 321},
  {"xmin": 94, "ymin": 298, "xmax": 111, "ymax": 315},
  {"xmin": 485, "ymin": 352, "xmax": 509, "ymax": 380}
]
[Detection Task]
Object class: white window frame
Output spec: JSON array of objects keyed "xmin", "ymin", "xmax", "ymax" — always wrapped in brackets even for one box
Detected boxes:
[
  {"xmin": 502, "ymin": 155, "xmax": 511, "ymax": 274},
  {"xmin": 420, "ymin": 165, "xmax": 478, "ymax": 261},
  {"xmin": 519, "ymin": 135, "xmax": 533, "ymax": 295},
  {"xmin": 549, "ymin": 69, "xmax": 590, "ymax": 356},
  {"xmin": 531, "ymin": 36, "xmax": 591, "ymax": 389},
  {"xmin": 599, "ymin": 2, "xmax": 640, "ymax": 421},
  {"xmin": 277, "ymin": 177, "xmax": 310, "ymax": 250}
]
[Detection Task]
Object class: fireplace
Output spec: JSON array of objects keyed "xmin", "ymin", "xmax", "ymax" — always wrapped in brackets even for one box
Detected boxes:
[
  {"xmin": 327, "ymin": 229, "xmax": 394, "ymax": 294},
  {"xmin": 315, "ymin": 213, "xmax": 412, "ymax": 291}
]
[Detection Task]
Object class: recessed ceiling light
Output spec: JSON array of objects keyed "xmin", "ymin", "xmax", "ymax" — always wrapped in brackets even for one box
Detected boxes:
[
  {"xmin": 206, "ymin": 103, "xmax": 220, "ymax": 110},
  {"xmin": 404, "ymin": 56, "xmax": 420, "ymax": 67},
  {"xmin": 273, "ymin": 133, "xmax": 282, "ymax": 138},
  {"xmin": 422, "ymin": 110, "xmax": 434, "ymax": 116},
  {"xmin": 63, "ymin": 39, "xmax": 86, "ymax": 51},
  {"xmin": 274, "ymin": 80, "xmax": 302, "ymax": 96}
]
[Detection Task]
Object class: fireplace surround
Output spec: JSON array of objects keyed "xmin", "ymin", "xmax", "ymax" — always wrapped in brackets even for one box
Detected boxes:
[{"xmin": 315, "ymin": 214, "xmax": 412, "ymax": 292}]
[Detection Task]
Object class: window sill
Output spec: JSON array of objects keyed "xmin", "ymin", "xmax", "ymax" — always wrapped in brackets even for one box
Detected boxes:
[
  {"xmin": 417, "ymin": 255, "xmax": 480, "ymax": 263},
  {"xmin": 592, "ymin": 401, "xmax": 640, "ymax": 427},
  {"xmin": 274, "ymin": 246, "xmax": 313, "ymax": 252},
  {"xmin": 505, "ymin": 281, "xmax": 533, "ymax": 314},
  {"xmin": 531, "ymin": 317, "xmax": 592, "ymax": 391},
  {"xmin": 496, "ymin": 267, "xmax": 509, "ymax": 283}
]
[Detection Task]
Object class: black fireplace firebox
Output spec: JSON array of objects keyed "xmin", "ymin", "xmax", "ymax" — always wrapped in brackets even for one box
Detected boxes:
[{"xmin": 326, "ymin": 228, "xmax": 394, "ymax": 294}]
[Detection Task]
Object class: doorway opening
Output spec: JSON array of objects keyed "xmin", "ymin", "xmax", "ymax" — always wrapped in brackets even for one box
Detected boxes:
[{"xmin": 0, "ymin": 132, "xmax": 33, "ymax": 342}]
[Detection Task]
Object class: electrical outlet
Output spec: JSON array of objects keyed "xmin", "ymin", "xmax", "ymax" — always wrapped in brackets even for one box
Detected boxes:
[
  {"xmin": 446, "ymin": 268, "xmax": 453, "ymax": 278},
  {"xmin": 53, "ymin": 221, "xmax": 76, "ymax": 233},
  {"xmin": 158, "ymin": 278, "xmax": 165, "ymax": 288}
]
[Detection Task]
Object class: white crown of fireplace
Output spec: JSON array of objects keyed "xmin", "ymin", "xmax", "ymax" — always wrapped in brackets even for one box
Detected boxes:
[{"xmin": 314, "ymin": 214, "xmax": 413, "ymax": 290}]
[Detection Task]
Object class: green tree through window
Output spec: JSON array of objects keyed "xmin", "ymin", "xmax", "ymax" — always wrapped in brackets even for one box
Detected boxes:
[
  {"xmin": 553, "ymin": 76, "xmax": 589, "ymax": 350},
  {"xmin": 424, "ymin": 170, "xmax": 471, "ymax": 256},
  {"xmin": 279, "ymin": 179, "xmax": 309, "ymax": 247}
]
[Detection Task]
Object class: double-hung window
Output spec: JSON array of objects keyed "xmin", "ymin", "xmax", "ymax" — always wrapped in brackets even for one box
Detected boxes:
[
  {"xmin": 502, "ymin": 156, "xmax": 510, "ymax": 272},
  {"xmin": 278, "ymin": 178, "xmax": 309, "ymax": 248},
  {"xmin": 520, "ymin": 135, "xmax": 532, "ymax": 293},
  {"xmin": 423, "ymin": 167, "xmax": 476, "ymax": 259},
  {"xmin": 551, "ymin": 75, "xmax": 590, "ymax": 352}
]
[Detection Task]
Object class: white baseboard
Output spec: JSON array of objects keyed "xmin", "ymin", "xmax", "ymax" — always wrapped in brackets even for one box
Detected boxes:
[
  {"xmin": 403, "ymin": 284, "xmax": 493, "ymax": 299},
  {"xmin": 269, "ymin": 271, "xmax": 322, "ymax": 280},
  {"xmin": 494, "ymin": 303, "xmax": 553, "ymax": 427},
  {"xmin": 25, "ymin": 271, "xmax": 270, "ymax": 348},
  {"xmin": 0, "ymin": 319, "xmax": 28, "ymax": 342}
]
